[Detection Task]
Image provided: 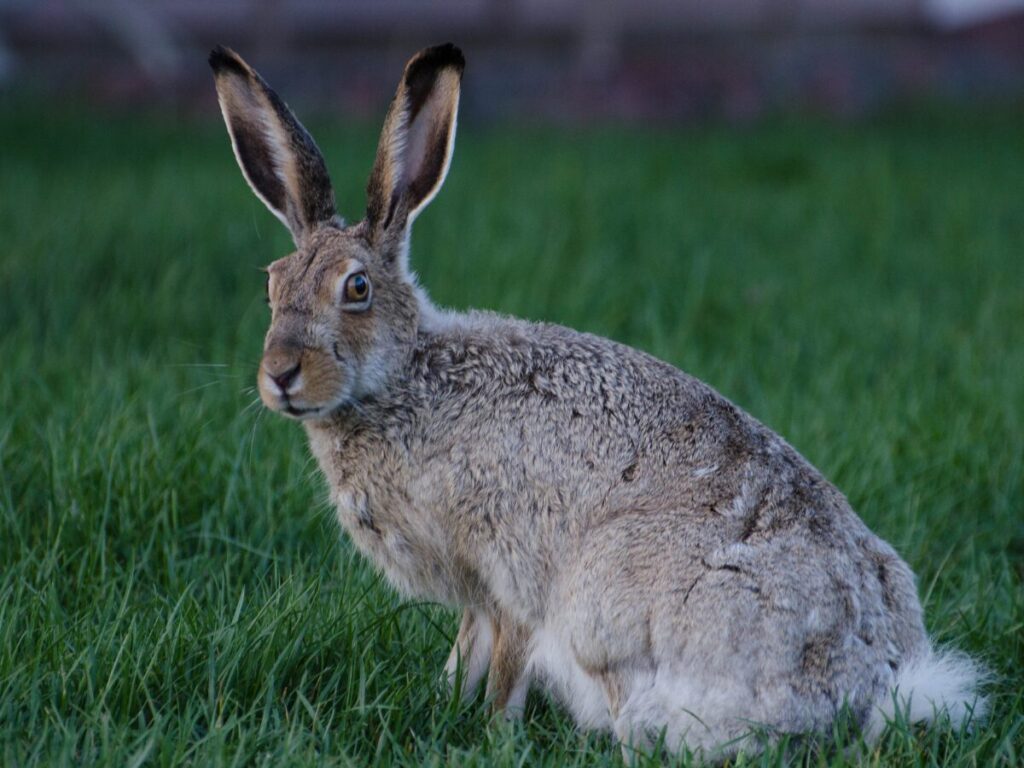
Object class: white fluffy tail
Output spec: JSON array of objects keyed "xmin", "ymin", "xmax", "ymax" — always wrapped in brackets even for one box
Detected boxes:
[{"xmin": 866, "ymin": 648, "xmax": 988, "ymax": 740}]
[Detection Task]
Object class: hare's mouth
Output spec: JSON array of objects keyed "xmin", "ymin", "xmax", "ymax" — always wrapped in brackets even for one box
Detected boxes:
[
  {"xmin": 276, "ymin": 396, "xmax": 333, "ymax": 421},
  {"xmin": 271, "ymin": 390, "xmax": 348, "ymax": 421}
]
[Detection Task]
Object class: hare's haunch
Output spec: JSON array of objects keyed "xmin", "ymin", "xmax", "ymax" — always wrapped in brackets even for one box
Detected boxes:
[{"xmin": 210, "ymin": 43, "xmax": 985, "ymax": 757}]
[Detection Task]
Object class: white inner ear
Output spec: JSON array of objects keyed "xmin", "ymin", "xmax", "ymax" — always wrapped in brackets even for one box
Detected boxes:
[
  {"xmin": 259, "ymin": 109, "xmax": 299, "ymax": 218},
  {"xmin": 217, "ymin": 75, "xmax": 300, "ymax": 233},
  {"xmin": 403, "ymin": 75, "xmax": 460, "ymax": 224}
]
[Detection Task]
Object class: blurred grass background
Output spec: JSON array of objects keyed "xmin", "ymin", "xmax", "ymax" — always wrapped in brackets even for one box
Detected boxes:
[{"xmin": 0, "ymin": 100, "xmax": 1022, "ymax": 765}]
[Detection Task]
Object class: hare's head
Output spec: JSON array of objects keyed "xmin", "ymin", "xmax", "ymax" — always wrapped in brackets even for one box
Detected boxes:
[{"xmin": 210, "ymin": 44, "xmax": 463, "ymax": 419}]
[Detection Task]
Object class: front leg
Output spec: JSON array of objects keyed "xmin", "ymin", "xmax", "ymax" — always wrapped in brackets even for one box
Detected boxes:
[
  {"xmin": 484, "ymin": 611, "xmax": 532, "ymax": 718},
  {"xmin": 444, "ymin": 608, "xmax": 493, "ymax": 696}
]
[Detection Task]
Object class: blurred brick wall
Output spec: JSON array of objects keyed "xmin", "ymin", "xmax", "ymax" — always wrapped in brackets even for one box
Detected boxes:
[{"xmin": 1, "ymin": 0, "xmax": 1023, "ymax": 120}]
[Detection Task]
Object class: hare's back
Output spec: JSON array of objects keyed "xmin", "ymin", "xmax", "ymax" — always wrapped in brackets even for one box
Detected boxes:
[
  {"xmin": 432, "ymin": 315, "xmax": 930, "ymax": 678},
  {"xmin": 418, "ymin": 313, "xmax": 846, "ymax": 520}
]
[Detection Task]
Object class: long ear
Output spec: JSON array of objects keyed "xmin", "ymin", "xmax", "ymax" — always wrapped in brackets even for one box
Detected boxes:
[
  {"xmin": 366, "ymin": 43, "xmax": 464, "ymax": 247},
  {"xmin": 209, "ymin": 46, "xmax": 337, "ymax": 245}
]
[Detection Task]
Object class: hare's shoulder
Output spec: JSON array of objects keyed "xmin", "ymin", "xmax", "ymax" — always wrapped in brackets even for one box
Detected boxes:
[
  {"xmin": 409, "ymin": 310, "xmax": 794, "ymax": 472},
  {"xmin": 408, "ymin": 313, "xmax": 874, "ymax": 553},
  {"xmin": 411, "ymin": 310, "xmax": 708, "ymax": 405},
  {"xmin": 408, "ymin": 310, "xmax": 794, "ymax": 459}
]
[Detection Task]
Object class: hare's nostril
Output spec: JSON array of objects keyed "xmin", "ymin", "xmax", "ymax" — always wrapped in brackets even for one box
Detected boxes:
[{"xmin": 269, "ymin": 361, "xmax": 301, "ymax": 392}]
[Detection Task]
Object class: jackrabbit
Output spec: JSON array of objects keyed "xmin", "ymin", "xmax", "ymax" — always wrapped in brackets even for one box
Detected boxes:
[{"xmin": 210, "ymin": 43, "xmax": 985, "ymax": 757}]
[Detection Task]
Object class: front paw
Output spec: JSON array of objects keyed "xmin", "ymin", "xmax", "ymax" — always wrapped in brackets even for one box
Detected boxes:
[
  {"xmin": 444, "ymin": 608, "xmax": 492, "ymax": 696},
  {"xmin": 484, "ymin": 614, "xmax": 532, "ymax": 718}
]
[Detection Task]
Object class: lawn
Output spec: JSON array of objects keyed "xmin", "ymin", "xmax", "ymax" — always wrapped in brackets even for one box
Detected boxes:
[{"xmin": 0, "ymin": 100, "xmax": 1021, "ymax": 766}]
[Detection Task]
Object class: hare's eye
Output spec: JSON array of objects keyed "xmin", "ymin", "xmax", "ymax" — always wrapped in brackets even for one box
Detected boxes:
[
  {"xmin": 343, "ymin": 272, "xmax": 370, "ymax": 304},
  {"xmin": 264, "ymin": 274, "xmax": 271, "ymax": 305}
]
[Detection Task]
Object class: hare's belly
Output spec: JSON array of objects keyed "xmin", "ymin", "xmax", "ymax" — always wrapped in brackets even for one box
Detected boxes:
[{"xmin": 528, "ymin": 627, "xmax": 613, "ymax": 729}]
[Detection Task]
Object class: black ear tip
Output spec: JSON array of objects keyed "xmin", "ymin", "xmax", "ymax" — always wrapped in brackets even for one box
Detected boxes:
[
  {"xmin": 411, "ymin": 43, "xmax": 465, "ymax": 76},
  {"xmin": 209, "ymin": 45, "xmax": 247, "ymax": 76},
  {"xmin": 437, "ymin": 42, "xmax": 465, "ymax": 70}
]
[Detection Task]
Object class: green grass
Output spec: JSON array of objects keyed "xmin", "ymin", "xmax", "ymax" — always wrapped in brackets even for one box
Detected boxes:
[{"xmin": 1, "ymin": 100, "xmax": 1022, "ymax": 766}]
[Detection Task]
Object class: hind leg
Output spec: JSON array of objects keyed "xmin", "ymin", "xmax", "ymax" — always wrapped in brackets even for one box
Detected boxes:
[
  {"xmin": 600, "ymin": 669, "xmax": 678, "ymax": 761},
  {"xmin": 601, "ymin": 667, "xmax": 739, "ymax": 761},
  {"xmin": 595, "ymin": 670, "xmax": 655, "ymax": 764}
]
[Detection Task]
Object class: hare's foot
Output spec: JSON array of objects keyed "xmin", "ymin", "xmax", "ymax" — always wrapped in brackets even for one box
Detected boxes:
[
  {"xmin": 484, "ymin": 612, "xmax": 532, "ymax": 719},
  {"xmin": 444, "ymin": 608, "xmax": 493, "ymax": 697},
  {"xmin": 603, "ymin": 665, "xmax": 753, "ymax": 761},
  {"xmin": 593, "ymin": 668, "xmax": 655, "ymax": 763}
]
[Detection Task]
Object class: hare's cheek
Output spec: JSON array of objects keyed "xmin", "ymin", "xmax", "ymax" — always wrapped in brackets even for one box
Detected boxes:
[{"xmin": 301, "ymin": 354, "xmax": 350, "ymax": 403}]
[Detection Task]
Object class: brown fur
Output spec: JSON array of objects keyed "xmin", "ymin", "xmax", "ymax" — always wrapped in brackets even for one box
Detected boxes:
[{"xmin": 484, "ymin": 611, "xmax": 532, "ymax": 715}]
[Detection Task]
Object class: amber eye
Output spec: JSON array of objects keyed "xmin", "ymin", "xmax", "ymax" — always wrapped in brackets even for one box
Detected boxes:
[{"xmin": 343, "ymin": 271, "xmax": 370, "ymax": 303}]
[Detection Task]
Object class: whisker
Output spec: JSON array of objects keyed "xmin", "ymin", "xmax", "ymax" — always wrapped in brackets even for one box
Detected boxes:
[
  {"xmin": 247, "ymin": 404, "xmax": 266, "ymax": 469},
  {"xmin": 177, "ymin": 379, "xmax": 231, "ymax": 398},
  {"xmin": 241, "ymin": 397, "xmax": 264, "ymax": 416}
]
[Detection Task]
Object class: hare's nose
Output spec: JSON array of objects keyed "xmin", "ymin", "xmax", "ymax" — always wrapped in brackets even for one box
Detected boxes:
[
  {"xmin": 264, "ymin": 353, "xmax": 301, "ymax": 392},
  {"xmin": 270, "ymin": 363, "xmax": 301, "ymax": 392}
]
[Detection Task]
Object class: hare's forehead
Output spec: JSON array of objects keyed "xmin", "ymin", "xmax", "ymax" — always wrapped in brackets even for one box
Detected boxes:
[{"xmin": 268, "ymin": 237, "xmax": 371, "ymax": 290}]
